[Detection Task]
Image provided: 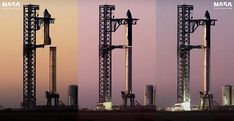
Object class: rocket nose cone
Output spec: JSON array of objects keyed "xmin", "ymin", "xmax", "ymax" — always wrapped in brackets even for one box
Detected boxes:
[
  {"xmin": 44, "ymin": 9, "xmax": 51, "ymax": 18},
  {"xmin": 44, "ymin": 9, "xmax": 48, "ymax": 14},
  {"xmin": 127, "ymin": 10, "xmax": 132, "ymax": 19},
  {"xmin": 205, "ymin": 10, "xmax": 210, "ymax": 20}
]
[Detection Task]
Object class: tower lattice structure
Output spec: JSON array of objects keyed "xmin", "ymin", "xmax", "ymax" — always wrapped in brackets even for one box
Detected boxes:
[
  {"xmin": 99, "ymin": 5, "xmax": 115, "ymax": 104},
  {"xmin": 23, "ymin": 4, "xmax": 54, "ymax": 109},
  {"xmin": 177, "ymin": 4, "xmax": 193, "ymax": 105}
]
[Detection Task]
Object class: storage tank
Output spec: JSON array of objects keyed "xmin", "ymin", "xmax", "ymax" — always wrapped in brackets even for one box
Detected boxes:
[
  {"xmin": 153, "ymin": 85, "xmax": 156, "ymax": 105},
  {"xmin": 232, "ymin": 90, "xmax": 234, "ymax": 105},
  {"xmin": 222, "ymin": 85, "xmax": 232, "ymax": 105},
  {"xmin": 144, "ymin": 85, "xmax": 154, "ymax": 105},
  {"xmin": 68, "ymin": 85, "xmax": 78, "ymax": 106}
]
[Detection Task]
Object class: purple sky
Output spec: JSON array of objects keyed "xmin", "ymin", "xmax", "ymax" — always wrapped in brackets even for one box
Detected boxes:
[
  {"xmin": 156, "ymin": 0, "xmax": 234, "ymax": 108},
  {"xmin": 0, "ymin": 0, "xmax": 230, "ymax": 107},
  {"xmin": 78, "ymin": 0, "xmax": 156, "ymax": 108},
  {"xmin": 1, "ymin": 0, "xmax": 233, "ymax": 109},
  {"xmin": 79, "ymin": 0, "xmax": 234, "ymax": 109}
]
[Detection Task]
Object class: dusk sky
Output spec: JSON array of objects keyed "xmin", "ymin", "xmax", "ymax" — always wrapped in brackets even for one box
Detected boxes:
[
  {"xmin": 79, "ymin": 0, "xmax": 156, "ymax": 108},
  {"xmin": 0, "ymin": 0, "xmax": 234, "ymax": 109},
  {"xmin": 0, "ymin": 0, "xmax": 78, "ymax": 108},
  {"xmin": 79, "ymin": 0, "xmax": 234, "ymax": 109},
  {"xmin": 156, "ymin": 0, "xmax": 234, "ymax": 108}
]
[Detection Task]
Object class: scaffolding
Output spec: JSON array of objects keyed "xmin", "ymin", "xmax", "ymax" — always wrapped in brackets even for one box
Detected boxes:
[
  {"xmin": 99, "ymin": 5, "xmax": 115, "ymax": 105},
  {"xmin": 177, "ymin": 4, "xmax": 216, "ymax": 110},
  {"xmin": 23, "ymin": 4, "xmax": 54, "ymax": 109},
  {"xmin": 177, "ymin": 4, "xmax": 193, "ymax": 108}
]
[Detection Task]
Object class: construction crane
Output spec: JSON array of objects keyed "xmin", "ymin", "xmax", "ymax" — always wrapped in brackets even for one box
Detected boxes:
[
  {"xmin": 22, "ymin": 4, "xmax": 54, "ymax": 109},
  {"xmin": 98, "ymin": 5, "xmax": 138, "ymax": 110},
  {"xmin": 177, "ymin": 4, "xmax": 216, "ymax": 110}
]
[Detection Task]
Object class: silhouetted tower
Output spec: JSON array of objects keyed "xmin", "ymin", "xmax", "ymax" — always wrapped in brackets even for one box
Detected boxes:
[
  {"xmin": 99, "ymin": 5, "xmax": 138, "ymax": 110},
  {"xmin": 99, "ymin": 5, "xmax": 115, "ymax": 109},
  {"xmin": 177, "ymin": 4, "xmax": 194, "ymax": 110},
  {"xmin": 23, "ymin": 4, "xmax": 54, "ymax": 109},
  {"xmin": 177, "ymin": 4, "xmax": 216, "ymax": 110}
]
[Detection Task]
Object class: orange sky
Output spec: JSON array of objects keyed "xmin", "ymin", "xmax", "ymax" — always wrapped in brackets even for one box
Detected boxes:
[
  {"xmin": 2, "ymin": 0, "xmax": 233, "ymax": 109},
  {"xmin": 0, "ymin": 0, "xmax": 78, "ymax": 108}
]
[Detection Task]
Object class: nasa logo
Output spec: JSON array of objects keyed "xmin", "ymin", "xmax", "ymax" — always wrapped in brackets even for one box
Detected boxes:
[
  {"xmin": 1, "ymin": 1, "xmax": 21, "ymax": 9},
  {"xmin": 214, "ymin": 1, "xmax": 232, "ymax": 9}
]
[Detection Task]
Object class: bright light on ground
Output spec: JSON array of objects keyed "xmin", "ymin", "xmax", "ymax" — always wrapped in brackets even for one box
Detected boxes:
[
  {"xmin": 181, "ymin": 102, "xmax": 191, "ymax": 111},
  {"xmin": 173, "ymin": 102, "xmax": 191, "ymax": 111},
  {"xmin": 103, "ymin": 102, "xmax": 112, "ymax": 110}
]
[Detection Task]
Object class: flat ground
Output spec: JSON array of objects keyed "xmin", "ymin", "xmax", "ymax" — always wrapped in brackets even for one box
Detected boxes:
[{"xmin": 0, "ymin": 110, "xmax": 233, "ymax": 121}]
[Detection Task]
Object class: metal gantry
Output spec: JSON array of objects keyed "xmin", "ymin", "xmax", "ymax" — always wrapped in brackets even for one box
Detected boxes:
[
  {"xmin": 177, "ymin": 5, "xmax": 194, "ymax": 108},
  {"xmin": 99, "ymin": 5, "xmax": 115, "ymax": 105},
  {"xmin": 99, "ymin": 5, "xmax": 138, "ymax": 109},
  {"xmin": 177, "ymin": 4, "xmax": 216, "ymax": 110},
  {"xmin": 23, "ymin": 4, "xmax": 54, "ymax": 109},
  {"xmin": 23, "ymin": 4, "xmax": 39, "ymax": 109}
]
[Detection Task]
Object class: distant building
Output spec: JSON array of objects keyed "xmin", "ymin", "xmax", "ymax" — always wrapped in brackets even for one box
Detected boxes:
[
  {"xmin": 144, "ymin": 85, "xmax": 156, "ymax": 105},
  {"xmin": 232, "ymin": 90, "xmax": 234, "ymax": 105},
  {"xmin": 68, "ymin": 85, "xmax": 78, "ymax": 106},
  {"xmin": 222, "ymin": 85, "xmax": 232, "ymax": 105}
]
